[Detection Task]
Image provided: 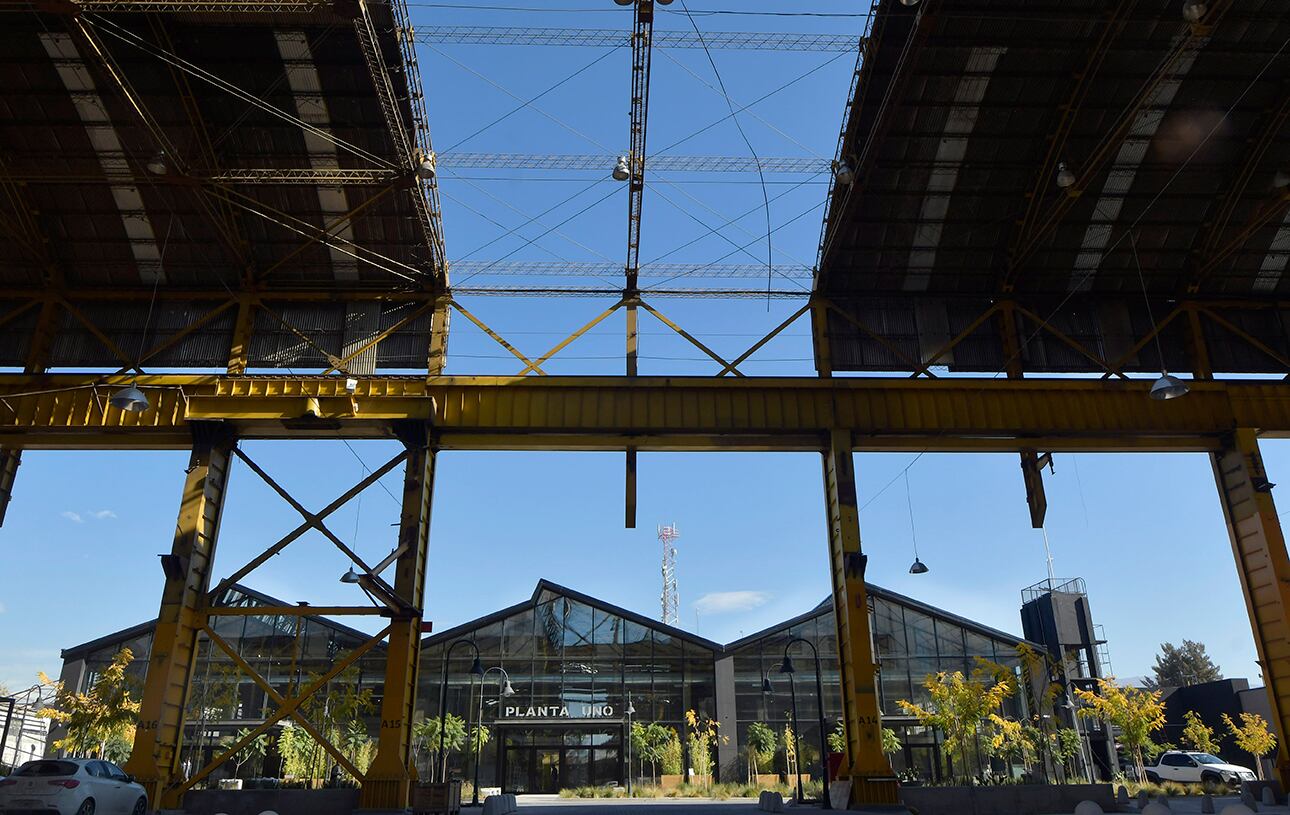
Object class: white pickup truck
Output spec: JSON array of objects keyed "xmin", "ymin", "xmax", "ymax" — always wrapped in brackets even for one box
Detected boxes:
[{"xmin": 1144, "ymin": 751, "xmax": 1256, "ymax": 786}]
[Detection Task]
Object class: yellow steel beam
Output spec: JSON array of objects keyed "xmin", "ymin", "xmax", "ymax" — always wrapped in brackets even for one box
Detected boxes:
[
  {"xmin": 123, "ymin": 422, "xmax": 235, "ymax": 808},
  {"xmin": 200, "ymin": 625, "xmax": 363, "ymax": 780},
  {"xmin": 206, "ymin": 605, "xmax": 386, "ymax": 616},
  {"xmin": 362, "ymin": 422, "xmax": 434, "ymax": 808},
  {"xmin": 1212, "ymin": 429, "xmax": 1290, "ymax": 790},
  {"xmin": 3, "ymin": 375, "xmax": 1290, "ymax": 452},
  {"xmin": 823, "ymin": 429, "xmax": 898, "ymax": 807}
]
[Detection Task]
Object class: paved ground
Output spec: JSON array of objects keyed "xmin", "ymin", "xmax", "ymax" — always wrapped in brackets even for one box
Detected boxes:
[{"xmin": 504, "ymin": 794, "xmax": 1290, "ymax": 814}]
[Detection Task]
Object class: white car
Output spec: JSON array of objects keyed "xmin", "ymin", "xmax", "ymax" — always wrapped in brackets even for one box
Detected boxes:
[
  {"xmin": 0, "ymin": 759, "xmax": 147, "ymax": 815},
  {"xmin": 1146, "ymin": 750, "xmax": 1257, "ymax": 786}
]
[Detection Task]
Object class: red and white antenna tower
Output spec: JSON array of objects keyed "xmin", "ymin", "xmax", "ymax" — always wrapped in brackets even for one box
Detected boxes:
[{"xmin": 658, "ymin": 523, "xmax": 680, "ymax": 626}]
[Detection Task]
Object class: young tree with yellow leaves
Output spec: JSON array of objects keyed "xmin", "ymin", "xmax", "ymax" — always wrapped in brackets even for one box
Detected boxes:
[
  {"xmin": 1071, "ymin": 677, "xmax": 1164, "ymax": 782},
  {"xmin": 1221, "ymin": 712, "xmax": 1277, "ymax": 779},
  {"xmin": 1182, "ymin": 710, "xmax": 1219, "ymax": 754},
  {"xmin": 37, "ymin": 648, "xmax": 140, "ymax": 762},
  {"xmin": 897, "ymin": 660, "xmax": 1016, "ymax": 781}
]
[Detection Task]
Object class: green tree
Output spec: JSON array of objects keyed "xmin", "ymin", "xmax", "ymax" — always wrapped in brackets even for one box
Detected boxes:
[
  {"xmin": 1145, "ymin": 641, "xmax": 1222, "ymax": 690},
  {"xmin": 659, "ymin": 728, "xmax": 683, "ymax": 776},
  {"xmin": 631, "ymin": 722, "xmax": 673, "ymax": 783},
  {"xmin": 339, "ymin": 720, "xmax": 375, "ymax": 778},
  {"xmin": 1182, "ymin": 710, "xmax": 1219, "ymax": 753},
  {"xmin": 1053, "ymin": 728, "xmax": 1082, "ymax": 776},
  {"xmin": 38, "ymin": 648, "xmax": 140, "ymax": 760},
  {"xmin": 746, "ymin": 721, "xmax": 777, "ymax": 782},
  {"xmin": 224, "ymin": 728, "xmax": 271, "ymax": 778},
  {"xmin": 1072, "ymin": 677, "xmax": 1165, "ymax": 781},
  {"xmin": 896, "ymin": 660, "xmax": 1016, "ymax": 781},
  {"xmin": 881, "ymin": 727, "xmax": 902, "ymax": 758},
  {"xmin": 468, "ymin": 723, "xmax": 491, "ymax": 755},
  {"xmin": 411, "ymin": 714, "xmax": 467, "ymax": 781},
  {"xmin": 1222, "ymin": 712, "xmax": 1277, "ymax": 779},
  {"xmin": 278, "ymin": 723, "xmax": 324, "ymax": 781}
]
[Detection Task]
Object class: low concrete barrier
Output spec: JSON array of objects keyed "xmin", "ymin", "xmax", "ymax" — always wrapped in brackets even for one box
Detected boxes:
[
  {"xmin": 184, "ymin": 788, "xmax": 359, "ymax": 815},
  {"xmin": 898, "ymin": 783, "xmax": 1114, "ymax": 815},
  {"xmin": 757, "ymin": 791, "xmax": 787, "ymax": 812}
]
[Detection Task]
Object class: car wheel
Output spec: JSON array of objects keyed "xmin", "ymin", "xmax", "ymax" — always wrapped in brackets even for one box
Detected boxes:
[
  {"xmin": 1201, "ymin": 771, "xmax": 1221, "ymax": 786},
  {"xmin": 1145, "ymin": 771, "xmax": 1160, "ymax": 783},
  {"xmin": 76, "ymin": 799, "xmax": 95, "ymax": 815},
  {"xmin": 132, "ymin": 798, "xmax": 147, "ymax": 815}
]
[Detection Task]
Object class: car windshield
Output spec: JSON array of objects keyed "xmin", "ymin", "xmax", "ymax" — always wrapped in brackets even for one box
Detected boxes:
[
  {"xmin": 13, "ymin": 761, "xmax": 78, "ymax": 777},
  {"xmin": 1193, "ymin": 754, "xmax": 1225, "ymax": 765}
]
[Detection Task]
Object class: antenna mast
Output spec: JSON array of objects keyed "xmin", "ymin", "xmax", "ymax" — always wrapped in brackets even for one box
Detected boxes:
[{"xmin": 658, "ymin": 523, "xmax": 680, "ymax": 626}]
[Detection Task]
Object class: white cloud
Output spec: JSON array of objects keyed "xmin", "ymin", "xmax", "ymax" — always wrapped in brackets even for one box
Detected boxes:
[
  {"xmin": 91, "ymin": 509, "xmax": 117, "ymax": 520},
  {"xmin": 61, "ymin": 511, "xmax": 84, "ymax": 523},
  {"xmin": 694, "ymin": 590, "xmax": 771, "ymax": 615}
]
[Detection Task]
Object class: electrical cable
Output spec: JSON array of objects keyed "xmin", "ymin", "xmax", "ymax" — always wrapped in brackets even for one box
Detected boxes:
[
  {"xmin": 647, "ymin": 182, "xmax": 809, "ymax": 291},
  {"xmin": 427, "ymin": 44, "xmax": 615, "ymax": 153},
  {"xmin": 453, "ymin": 183, "xmax": 624, "ymax": 285},
  {"xmin": 655, "ymin": 48, "xmax": 833, "ymax": 159},
  {"xmin": 441, "ymin": 47, "xmax": 620, "ymax": 152},
  {"xmin": 653, "ymin": 51, "xmax": 850, "ymax": 156},
  {"xmin": 451, "ymin": 177, "xmax": 614, "ymax": 263},
  {"xmin": 445, "ymin": 171, "xmax": 620, "ymax": 266}
]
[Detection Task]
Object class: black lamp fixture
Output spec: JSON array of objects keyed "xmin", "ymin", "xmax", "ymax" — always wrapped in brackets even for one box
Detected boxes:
[
  {"xmin": 469, "ymin": 655, "xmax": 485, "ymax": 676},
  {"xmin": 778, "ymin": 654, "xmax": 796, "ymax": 675},
  {"xmin": 761, "ymin": 675, "xmax": 774, "ymax": 694},
  {"xmin": 904, "ymin": 470, "xmax": 929, "ymax": 574}
]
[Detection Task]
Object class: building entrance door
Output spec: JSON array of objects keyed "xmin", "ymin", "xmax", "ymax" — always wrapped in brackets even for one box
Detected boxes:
[
  {"xmin": 535, "ymin": 748, "xmax": 561, "ymax": 793},
  {"xmin": 499, "ymin": 726, "xmax": 623, "ymax": 793}
]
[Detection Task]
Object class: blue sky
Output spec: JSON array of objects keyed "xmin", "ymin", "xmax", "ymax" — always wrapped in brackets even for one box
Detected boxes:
[{"xmin": 0, "ymin": 0, "xmax": 1280, "ymax": 701}]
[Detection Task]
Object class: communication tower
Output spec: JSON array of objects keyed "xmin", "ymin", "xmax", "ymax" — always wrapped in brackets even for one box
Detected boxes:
[{"xmin": 658, "ymin": 523, "xmax": 680, "ymax": 626}]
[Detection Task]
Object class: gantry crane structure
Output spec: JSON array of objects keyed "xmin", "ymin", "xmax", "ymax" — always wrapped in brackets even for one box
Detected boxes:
[{"xmin": 2, "ymin": 0, "xmax": 1290, "ymax": 811}]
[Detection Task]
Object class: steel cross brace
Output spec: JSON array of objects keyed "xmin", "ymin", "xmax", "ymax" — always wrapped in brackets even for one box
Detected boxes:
[{"xmin": 211, "ymin": 447, "xmax": 409, "ymax": 601}]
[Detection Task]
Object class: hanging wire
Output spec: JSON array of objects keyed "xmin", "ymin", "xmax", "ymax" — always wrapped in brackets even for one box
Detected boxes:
[{"xmin": 904, "ymin": 469, "xmax": 920, "ymax": 561}]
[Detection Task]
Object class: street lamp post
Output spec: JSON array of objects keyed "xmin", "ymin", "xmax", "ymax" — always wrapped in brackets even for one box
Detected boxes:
[
  {"xmin": 0, "ymin": 696, "xmax": 15, "ymax": 769},
  {"xmin": 473, "ymin": 667, "xmax": 516, "ymax": 806},
  {"xmin": 438, "ymin": 640, "xmax": 484, "ymax": 784},
  {"xmin": 625, "ymin": 693, "xmax": 636, "ymax": 797},
  {"xmin": 781, "ymin": 637, "xmax": 832, "ymax": 810}
]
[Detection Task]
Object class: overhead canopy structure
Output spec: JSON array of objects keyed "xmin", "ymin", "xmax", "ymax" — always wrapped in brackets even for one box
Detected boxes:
[
  {"xmin": 0, "ymin": 0, "xmax": 445, "ymax": 372},
  {"xmin": 816, "ymin": 0, "xmax": 1290, "ymax": 375}
]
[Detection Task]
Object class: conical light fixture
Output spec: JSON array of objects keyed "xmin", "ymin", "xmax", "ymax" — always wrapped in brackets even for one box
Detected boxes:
[
  {"xmin": 339, "ymin": 566, "xmax": 362, "ymax": 584},
  {"xmin": 1131, "ymin": 233, "xmax": 1189, "ymax": 402},
  {"xmin": 778, "ymin": 654, "xmax": 796, "ymax": 674},
  {"xmin": 1149, "ymin": 373, "xmax": 1190, "ymax": 401},
  {"xmin": 626, "ymin": 701, "xmax": 636, "ymax": 715},
  {"xmin": 761, "ymin": 675, "xmax": 774, "ymax": 693},
  {"xmin": 501, "ymin": 679, "xmax": 517, "ymax": 697},
  {"xmin": 904, "ymin": 470, "xmax": 928, "ymax": 574},
  {"xmin": 469, "ymin": 656, "xmax": 485, "ymax": 676},
  {"xmin": 835, "ymin": 159, "xmax": 854, "ymax": 186},
  {"xmin": 146, "ymin": 150, "xmax": 168, "ymax": 175},
  {"xmin": 1182, "ymin": 0, "xmax": 1206, "ymax": 22},
  {"xmin": 416, "ymin": 157, "xmax": 436, "ymax": 179},
  {"xmin": 1055, "ymin": 161, "xmax": 1075, "ymax": 189},
  {"xmin": 613, "ymin": 155, "xmax": 631, "ymax": 182},
  {"xmin": 110, "ymin": 384, "xmax": 150, "ymax": 413}
]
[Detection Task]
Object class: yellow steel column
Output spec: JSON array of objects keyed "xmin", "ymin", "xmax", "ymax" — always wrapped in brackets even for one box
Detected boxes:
[
  {"xmin": 361, "ymin": 421, "xmax": 435, "ymax": 809},
  {"xmin": 124, "ymin": 422, "xmax": 235, "ymax": 809},
  {"xmin": 823, "ymin": 429, "xmax": 900, "ymax": 808},
  {"xmin": 1212, "ymin": 429, "xmax": 1290, "ymax": 787}
]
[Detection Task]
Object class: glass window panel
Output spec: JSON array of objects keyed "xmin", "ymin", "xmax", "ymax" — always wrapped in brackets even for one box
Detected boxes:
[
  {"xmin": 878, "ymin": 658, "xmax": 911, "ymax": 714},
  {"xmin": 935, "ymin": 620, "xmax": 966, "ymax": 657},
  {"xmin": 906, "ymin": 610, "xmax": 936, "ymax": 657},
  {"xmin": 965, "ymin": 632, "xmax": 996, "ymax": 658}
]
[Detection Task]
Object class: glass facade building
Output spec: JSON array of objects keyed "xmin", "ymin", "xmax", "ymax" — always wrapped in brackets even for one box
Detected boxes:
[{"xmin": 57, "ymin": 579, "xmax": 1040, "ymax": 790}]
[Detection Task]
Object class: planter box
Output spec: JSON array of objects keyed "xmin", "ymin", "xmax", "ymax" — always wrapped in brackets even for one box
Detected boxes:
[
  {"xmin": 899, "ymin": 783, "xmax": 1114, "ymax": 815},
  {"xmin": 753, "ymin": 774, "xmax": 780, "ymax": 788},
  {"xmin": 414, "ymin": 780, "xmax": 462, "ymax": 815},
  {"xmin": 184, "ymin": 787, "xmax": 359, "ymax": 815}
]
